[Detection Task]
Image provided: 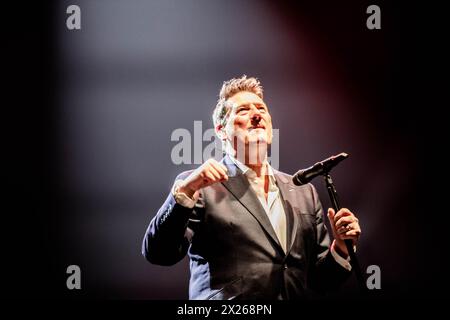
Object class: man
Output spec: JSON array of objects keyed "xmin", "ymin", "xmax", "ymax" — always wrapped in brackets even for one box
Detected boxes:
[{"xmin": 142, "ymin": 75, "xmax": 361, "ymax": 299}]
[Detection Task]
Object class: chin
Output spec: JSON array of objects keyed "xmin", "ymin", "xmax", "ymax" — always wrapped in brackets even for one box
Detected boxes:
[{"xmin": 248, "ymin": 136, "xmax": 269, "ymax": 144}]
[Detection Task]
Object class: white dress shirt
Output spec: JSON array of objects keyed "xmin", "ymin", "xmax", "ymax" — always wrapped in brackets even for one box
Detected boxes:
[{"xmin": 228, "ymin": 156, "xmax": 287, "ymax": 253}]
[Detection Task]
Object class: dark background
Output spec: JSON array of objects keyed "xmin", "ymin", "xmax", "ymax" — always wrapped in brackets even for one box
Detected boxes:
[{"xmin": 3, "ymin": 0, "xmax": 447, "ymax": 300}]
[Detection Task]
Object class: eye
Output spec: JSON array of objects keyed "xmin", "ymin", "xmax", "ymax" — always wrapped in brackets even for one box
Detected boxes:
[{"xmin": 237, "ymin": 107, "xmax": 249, "ymax": 114}]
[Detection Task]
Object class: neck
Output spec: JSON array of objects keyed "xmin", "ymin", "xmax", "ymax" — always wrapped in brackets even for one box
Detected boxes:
[
  {"xmin": 227, "ymin": 146, "xmax": 269, "ymax": 177},
  {"xmin": 244, "ymin": 143, "xmax": 268, "ymax": 176},
  {"xmin": 246, "ymin": 161, "xmax": 267, "ymax": 177},
  {"xmin": 227, "ymin": 141, "xmax": 271, "ymax": 176}
]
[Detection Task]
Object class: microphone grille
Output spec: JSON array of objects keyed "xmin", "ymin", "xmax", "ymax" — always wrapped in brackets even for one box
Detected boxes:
[{"xmin": 292, "ymin": 169, "xmax": 308, "ymax": 186}]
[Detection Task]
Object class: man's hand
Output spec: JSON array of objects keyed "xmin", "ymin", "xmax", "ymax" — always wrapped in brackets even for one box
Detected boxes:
[
  {"xmin": 178, "ymin": 159, "xmax": 228, "ymax": 198},
  {"xmin": 327, "ymin": 208, "xmax": 361, "ymax": 258}
]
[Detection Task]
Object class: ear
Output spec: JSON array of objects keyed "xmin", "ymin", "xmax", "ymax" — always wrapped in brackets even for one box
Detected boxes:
[{"xmin": 215, "ymin": 124, "xmax": 227, "ymax": 141}]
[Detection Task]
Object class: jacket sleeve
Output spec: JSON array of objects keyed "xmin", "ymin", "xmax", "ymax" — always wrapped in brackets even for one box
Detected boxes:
[
  {"xmin": 307, "ymin": 183, "xmax": 352, "ymax": 294},
  {"xmin": 141, "ymin": 172, "xmax": 204, "ymax": 266}
]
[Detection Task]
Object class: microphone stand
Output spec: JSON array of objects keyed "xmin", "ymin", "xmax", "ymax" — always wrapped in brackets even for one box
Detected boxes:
[{"xmin": 324, "ymin": 173, "xmax": 366, "ymax": 292}]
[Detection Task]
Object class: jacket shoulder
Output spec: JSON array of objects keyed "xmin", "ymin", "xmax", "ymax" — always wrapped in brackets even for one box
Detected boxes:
[
  {"xmin": 273, "ymin": 169, "xmax": 291, "ymax": 182},
  {"xmin": 274, "ymin": 169, "xmax": 316, "ymax": 193}
]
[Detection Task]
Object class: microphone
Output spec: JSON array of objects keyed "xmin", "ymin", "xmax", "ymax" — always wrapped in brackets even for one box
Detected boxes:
[{"xmin": 292, "ymin": 152, "xmax": 349, "ymax": 186}]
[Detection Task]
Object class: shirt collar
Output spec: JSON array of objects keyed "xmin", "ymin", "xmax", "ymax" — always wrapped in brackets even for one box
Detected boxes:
[{"xmin": 228, "ymin": 155, "xmax": 277, "ymax": 186}]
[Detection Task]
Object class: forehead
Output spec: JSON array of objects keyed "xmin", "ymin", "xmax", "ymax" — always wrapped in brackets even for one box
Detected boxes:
[{"xmin": 228, "ymin": 91, "xmax": 265, "ymax": 109}]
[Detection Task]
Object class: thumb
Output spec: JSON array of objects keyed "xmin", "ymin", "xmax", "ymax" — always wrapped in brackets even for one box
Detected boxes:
[{"xmin": 327, "ymin": 208, "xmax": 338, "ymax": 236}]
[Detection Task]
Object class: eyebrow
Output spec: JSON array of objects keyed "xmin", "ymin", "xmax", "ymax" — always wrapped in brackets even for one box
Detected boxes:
[{"xmin": 236, "ymin": 103, "xmax": 266, "ymax": 109}]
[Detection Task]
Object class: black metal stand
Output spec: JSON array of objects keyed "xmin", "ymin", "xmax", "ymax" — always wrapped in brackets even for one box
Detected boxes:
[{"xmin": 324, "ymin": 173, "xmax": 366, "ymax": 292}]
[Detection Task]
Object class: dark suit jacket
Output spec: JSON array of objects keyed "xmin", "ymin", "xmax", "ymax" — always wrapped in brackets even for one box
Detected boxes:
[{"xmin": 142, "ymin": 155, "xmax": 351, "ymax": 299}]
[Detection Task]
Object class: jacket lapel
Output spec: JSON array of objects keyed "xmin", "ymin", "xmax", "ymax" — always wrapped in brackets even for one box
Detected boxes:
[
  {"xmin": 274, "ymin": 170, "xmax": 298, "ymax": 255},
  {"xmin": 220, "ymin": 156, "xmax": 284, "ymax": 253}
]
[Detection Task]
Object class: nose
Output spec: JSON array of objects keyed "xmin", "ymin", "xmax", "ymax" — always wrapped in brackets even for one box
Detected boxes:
[
  {"xmin": 249, "ymin": 105, "xmax": 262, "ymax": 120},
  {"xmin": 251, "ymin": 113, "xmax": 261, "ymax": 123}
]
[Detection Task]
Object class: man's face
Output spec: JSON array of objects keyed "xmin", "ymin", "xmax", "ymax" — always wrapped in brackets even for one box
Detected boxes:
[{"xmin": 221, "ymin": 91, "xmax": 273, "ymax": 150}]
